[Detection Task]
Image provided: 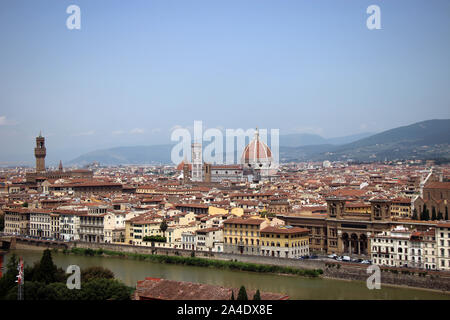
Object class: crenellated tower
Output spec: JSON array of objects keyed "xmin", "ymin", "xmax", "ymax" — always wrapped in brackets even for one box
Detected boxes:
[{"xmin": 34, "ymin": 132, "xmax": 46, "ymax": 173}]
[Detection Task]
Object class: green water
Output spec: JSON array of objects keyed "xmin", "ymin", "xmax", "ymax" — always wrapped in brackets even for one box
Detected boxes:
[{"xmin": 4, "ymin": 249, "xmax": 450, "ymax": 300}]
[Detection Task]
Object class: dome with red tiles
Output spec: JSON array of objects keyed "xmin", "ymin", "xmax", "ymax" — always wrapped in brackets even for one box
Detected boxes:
[
  {"xmin": 176, "ymin": 159, "xmax": 192, "ymax": 171},
  {"xmin": 241, "ymin": 128, "xmax": 272, "ymax": 167}
]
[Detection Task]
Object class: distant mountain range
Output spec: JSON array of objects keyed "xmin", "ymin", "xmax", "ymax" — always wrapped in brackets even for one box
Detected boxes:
[
  {"xmin": 69, "ymin": 119, "xmax": 450, "ymax": 165},
  {"xmin": 279, "ymin": 132, "xmax": 374, "ymax": 147}
]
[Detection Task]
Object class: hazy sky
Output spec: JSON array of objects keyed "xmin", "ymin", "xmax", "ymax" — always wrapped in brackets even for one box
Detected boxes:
[{"xmin": 1, "ymin": 0, "xmax": 449, "ymax": 164}]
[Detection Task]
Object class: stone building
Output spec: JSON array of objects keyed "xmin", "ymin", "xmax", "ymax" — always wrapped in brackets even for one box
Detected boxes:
[{"xmin": 278, "ymin": 198, "xmax": 437, "ymax": 257}]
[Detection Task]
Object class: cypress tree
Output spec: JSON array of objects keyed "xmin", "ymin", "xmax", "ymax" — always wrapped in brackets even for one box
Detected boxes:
[
  {"xmin": 421, "ymin": 204, "xmax": 427, "ymax": 221},
  {"xmin": 230, "ymin": 291, "xmax": 235, "ymax": 300},
  {"xmin": 424, "ymin": 208, "xmax": 430, "ymax": 221},
  {"xmin": 432, "ymin": 207, "xmax": 437, "ymax": 220},
  {"xmin": 437, "ymin": 211, "xmax": 443, "ymax": 220},
  {"xmin": 33, "ymin": 249, "xmax": 57, "ymax": 284},
  {"xmin": 237, "ymin": 286, "xmax": 248, "ymax": 300},
  {"xmin": 446, "ymin": 207, "xmax": 449, "ymax": 221},
  {"xmin": 253, "ymin": 289, "xmax": 261, "ymax": 300},
  {"xmin": 412, "ymin": 208, "xmax": 418, "ymax": 220}
]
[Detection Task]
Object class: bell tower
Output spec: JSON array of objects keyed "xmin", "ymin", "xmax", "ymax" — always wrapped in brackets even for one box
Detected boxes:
[{"xmin": 35, "ymin": 132, "xmax": 46, "ymax": 173}]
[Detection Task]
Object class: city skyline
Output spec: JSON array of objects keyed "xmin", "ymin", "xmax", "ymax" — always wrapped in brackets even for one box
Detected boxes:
[{"xmin": 1, "ymin": 1, "xmax": 450, "ymax": 163}]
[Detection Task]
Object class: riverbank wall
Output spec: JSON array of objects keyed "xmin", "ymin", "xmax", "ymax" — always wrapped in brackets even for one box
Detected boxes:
[{"xmin": 323, "ymin": 263, "xmax": 450, "ymax": 292}]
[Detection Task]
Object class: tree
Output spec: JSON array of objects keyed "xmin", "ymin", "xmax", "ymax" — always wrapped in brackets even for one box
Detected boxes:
[
  {"xmin": 253, "ymin": 289, "xmax": 261, "ymax": 300},
  {"xmin": 432, "ymin": 207, "xmax": 437, "ymax": 220},
  {"xmin": 446, "ymin": 207, "xmax": 449, "ymax": 221},
  {"xmin": 437, "ymin": 211, "xmax": 443, "ymax": 220},
  {"xmin": 421, "ymin": 204, "xmax": 430, "ymax": 221},
  {"xmin": 0, "ymin": 253, "xmax": 18, "ymax": 299},
  {"xmin": 237, "ymin": 286, "xmax": 248, "ymax": 300},
  {"xmin": 22, "ymin": 202, "xmax": 28, "ymax": 207},
  {"xmin": 421, "ymin": 204, "xmax": 427, "ymax": 220},
  {"xmin": 230, "ymin": 291, "xmax": 235, "ymax": 300},
  {"xmin": 412, "ymin": 208, "xmax": 418, "ymax": 220},
  {"xmin": 81, "ymin": 266, "xmax": 115, "ymax": 282},
  {"xmin": 32, "ymin": 249, "xmax": 58, "ymax": 284},
  {"xmin": 0, "ymin": 214, "xmax": 4, "ymax": 231},
  {"xmin": 160, "ymin": 219, "xmax": 168, "ymax": 237},
  {"xmin": 78, "ymin": 278, "xmax": 132, "ymax": 300}
]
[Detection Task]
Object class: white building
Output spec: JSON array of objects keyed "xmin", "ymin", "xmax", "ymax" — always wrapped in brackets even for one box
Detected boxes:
[
  {"xmin": 370, "ymin": 226, "xmax": 411, "ymax": 267},
  {"xmin": 29, "ymin": 210, "xmax": 52, "ymax": 238},
  {"xmin": 436, "ymin": 222, "xmax": 450, "ymax": 271},
  {"xmin": 195, "ymin": 227, "xmax": 223, "ymax": 252},
  {"xmin": 181, "ymin": 231, "xmax": 196, "ymax": 251},
  {"xmin": 57, "ymin": 210, "xmax": 81, "ymax": 241}
]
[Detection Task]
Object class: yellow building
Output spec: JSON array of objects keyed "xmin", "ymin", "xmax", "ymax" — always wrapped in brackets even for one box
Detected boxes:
[
  {"xmin": 260, "ymin": 226, "xmax": 310, "ymax": 258},
  {"xmin": 391, "ymin": 198, "xmax": 412, "ymax": 218},
  {"xmin": 223, "ymin": 217, "xmax": 268, "ymax": 255},
  {"xmin": 125, "ymin": 215, "xmax": 163, "ymax": 245},
  {"xmin": 345, "ymin": 202, "xmax": 371, "ymax": 214}
]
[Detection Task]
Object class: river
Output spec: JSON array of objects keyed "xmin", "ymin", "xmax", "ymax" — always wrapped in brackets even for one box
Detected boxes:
[{"xmin": 4, "ymin": 249, "xmax": 450, "ymax": 300}]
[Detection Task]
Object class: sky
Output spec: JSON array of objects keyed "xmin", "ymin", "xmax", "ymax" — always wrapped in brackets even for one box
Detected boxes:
[{"xmin": 0, "ymin": 0, "xmax": 449, "ymax": 165}]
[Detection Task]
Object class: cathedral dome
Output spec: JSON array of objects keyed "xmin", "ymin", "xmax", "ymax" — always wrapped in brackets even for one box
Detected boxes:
[
  {"xmin": 241, "ymin": 128, "xmax": 272, "ymax": 167},
  {"xmin": 176, "ymin": 159, "xmax": 192, "ymax": 171}
]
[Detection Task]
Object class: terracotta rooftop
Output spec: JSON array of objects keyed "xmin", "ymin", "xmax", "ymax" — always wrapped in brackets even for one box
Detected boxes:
[
  {"xmin": 134, "ymin": 278, "xmax": 289, "ymax": 300},
  {"xmin": 223, "ymin": 217, "xmax": 265, "ymax": 225}
]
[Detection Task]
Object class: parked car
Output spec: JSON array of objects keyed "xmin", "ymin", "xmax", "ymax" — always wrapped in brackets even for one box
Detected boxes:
[
  {"xmin": 361, "ymin": 260, "xmax": 370, "ymax": 264},
  {"xmin": 336, "ymin": 257, "xmax": 343, "ymax": 261},
  {"xmin": 342, "ymin": 256, "xmax": 351, "ymax": 262},
  {"xmin": 310, "ymin": 255, "xmax": 318, "ymax": 259},
  {"xmin": 328, "ymin": 254, "xmax": 337, "ymax": 259}
]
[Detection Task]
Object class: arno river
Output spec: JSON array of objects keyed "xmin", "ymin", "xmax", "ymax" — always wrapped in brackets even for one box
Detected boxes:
[{"xmin": 5, "ymin": 249, "xmax": 450, "ymax": 300}]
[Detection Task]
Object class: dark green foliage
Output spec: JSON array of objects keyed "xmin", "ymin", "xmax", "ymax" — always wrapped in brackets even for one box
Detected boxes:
[
  {"xmin": 253, "ymin": 289, "xmax": 261, "ymax": 300},
  {"xmin": 77, "ymin": 278, "xmax": 132, "ymax": 300},
  {"xmin": 22, "ymin": 202, "xmax": 28, "ymax": 207},
  {"xmin": 437, "ymin": 211, "xmax": 443, "ymax": 220},
  {"xmin": 81, "ymin": 266, "xmax": 115, "ymax": 282},
  {"xmin": 32, "ymin": 249, "xmax": 58, "ymax": 284},
  {"xmin": 421, "ymin": 204, "xmax": 430, "ymax": 221},
  {"xmin": 1, "ymin": 251, "xmax": 130, "ymax": 300},
  {"xmin": 237, "ymin": 286, "xmax": 248, "ymax": 300},
  {"xmin": 432, "ymin": 207, "xmax": 437, "ymax": 220},
  {"xmin": 160, "ymin": 219, "xmax": 168, "ymax": 236},
  {"xmin": 412, "ymin": 208, "xmax": 418, "ymax": 220},
  {"xmin": 445, "ymin": 207, "xmax": 449, "ymax": 221},
  {"xmin": 0, "ymin": 254, "xmax": 18, "ymax": 299},
  {"xmin": 143, "ymin": 235, "xmax": 166, "ymax": 242},
  {"xmin": 230, "ymin": 291, "xmax": 235, "ymax": 300},
  {"xmin": 0, "ymin": 214, "xmax": 4, "ymax": 231},
  {"xmin": 5, "ymin": 279, "xmax": 131, "ymax": 300}
]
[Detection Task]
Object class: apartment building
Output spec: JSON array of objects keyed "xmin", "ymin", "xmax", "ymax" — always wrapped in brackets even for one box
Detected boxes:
[
  {"xmin": 370, "ymin": 226, "xmax": 411, "ymax": 267},
  {"xmin": 78, "ymin": 213, "xmax": 105, "ymax": 243},
  {"xmin": 436, "ymin": 222, "xmax": 450, "ymax": 271},
  {"xmin": 260, "ymin": 225, "xmax": 310, "ymax": 259},
  {"xmin": 29, "ymin": 210, "xmax": 52, "ymax": 238},
  {"xmin": 223, "ymin": 217, "xmax": 268, "ymax": 255},
  {"xmin": 195, "ymin": 227, "xmax": 223, "ymax": 252}
]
